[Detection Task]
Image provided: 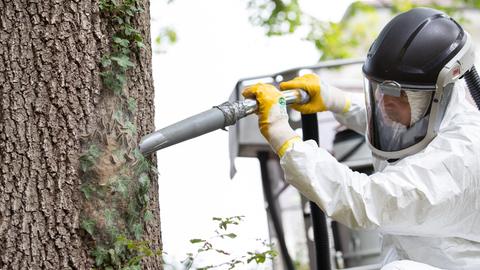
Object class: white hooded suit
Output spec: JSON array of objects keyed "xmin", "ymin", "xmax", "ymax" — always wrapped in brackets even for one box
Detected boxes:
[{"xmin": 280, "ymin": 83, "xmax": 480, "ymax": 269}]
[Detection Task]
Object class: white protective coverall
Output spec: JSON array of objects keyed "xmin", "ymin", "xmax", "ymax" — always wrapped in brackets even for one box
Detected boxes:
[{"xmin": 280, "ymin": 83, "xmax": 480, "ymax": 269}]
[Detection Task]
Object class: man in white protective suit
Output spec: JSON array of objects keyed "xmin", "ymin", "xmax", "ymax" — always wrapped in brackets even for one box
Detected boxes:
[{"xmin": 242, "ymin": 7, "xmax": 480, "ymax": 270}]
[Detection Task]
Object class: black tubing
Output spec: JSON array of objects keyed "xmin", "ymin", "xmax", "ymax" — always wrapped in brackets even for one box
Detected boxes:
[
  {"xmin": 301, "ymin": 113, "xmax": 331, "ymax": 270},
  {"xmin": 464, "ymin": 66, "xmax": 480, "ymax": 110}
]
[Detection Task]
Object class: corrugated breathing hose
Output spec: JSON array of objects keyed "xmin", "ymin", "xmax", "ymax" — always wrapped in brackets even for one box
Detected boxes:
[{"xmin": 464, "ymin": 66, "xmax": 480, "ymax": 110}]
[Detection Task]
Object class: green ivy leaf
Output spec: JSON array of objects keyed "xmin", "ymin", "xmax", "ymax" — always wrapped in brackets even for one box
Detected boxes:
[
  {"xmin": 140, "ymin": 194, "xmax": 149, "ymax": 206},
  {"xmin": 123, "ymin": 25, "xmax": 140, "ymax": 36},
  {"xmin": 101, "ymin": 56, "xmax": 112, "ymax": 67},
  {"xmin": 138, "ymin": 174, "xmax": 150, "ymax": 189},
  {"xmin": 81, "ymin": 219, "xmax": 96, "ymax": 236},
  {"xmin": 136, "ymin": 41, "xmax": 146, "ymax": 49},
  {"xmin": 127, "ymin": 97, "xmax": 137, "ymax": 112},
  {"xmin": 113, "ymin": 36, "xmax": 130, "ymax": 47},
  {"xmin": 144, "ymin": 210, "xmax": 154, "ymax": 222},
  {"xmin": 116, "ymin": 72, "xmax": 127, "ymax": 84},
  {"xmin": 111, "ymin": 55, "xmax": 135, "ymax": 69},
  {"xmin": 133, "ymin": 33, "xmax": 143, "ymax": 42},
  {"xmin": 112, "ymin": 148, "xmax": 126, "ymax": 164},
  {"xmin": 104, "ymin": 209, "xmax": 117, "ymax": 227},
  {"xmin": 113, "ymin": 110, "xmax": 123, "ymax": 122},
  {"xmin": 92, "ymin": 247, "xmax": 108, "ymax": 266},
  {"xmin": 121, "ymin": 47, "xmax": 131, "ymax": 55},
  {"xmin": 101, "ymin": 71, "xmax": 124, "ymax": 94},
  {"xmin": 108, "ymin": 248, "xmax": 120, "ymax": 265},
  {"xmin": 124, "ymin": 120, "xmax": 137, "ymax": 135},
  {"xmin": 113, "ymin": 16, "xmax": 124, "ymax": 25},
  {"xmin": 80, "ymin": 184, "xmax": 94, "ymax": 200},
  {"xmin": 114, "ymin": 237, "xmax": 127, "ymax": 256},
  {"xmin": 79, "ymin": 144, "xmax": 102, "ymax": 172},
  {"xmin": 132, "ymin": 223, "xmax": 143, "ymax": 240},
  {"xmin": 112, "ymin": 176, "xmax": 129, "ymax": 197},
  {"xmin": 134, "ymin": 152, "xmax": 151, "ymax": 175}
]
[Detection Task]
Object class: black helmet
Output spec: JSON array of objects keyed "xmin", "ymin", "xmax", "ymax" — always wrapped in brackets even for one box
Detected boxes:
[{"xmin": 362, "ymin": 7, "xmax": 475, "ymax": 160}]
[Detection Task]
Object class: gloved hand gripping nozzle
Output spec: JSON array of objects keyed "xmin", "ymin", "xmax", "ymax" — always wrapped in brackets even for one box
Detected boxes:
[{"xmin": 138, "ymin": 89, "xmax": 310, "ymax": 156}]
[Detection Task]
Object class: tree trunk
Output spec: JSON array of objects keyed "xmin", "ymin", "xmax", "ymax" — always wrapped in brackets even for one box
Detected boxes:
[{"xmin": 0, "ymin": 0, "xmax": 162, "ymax": 269}]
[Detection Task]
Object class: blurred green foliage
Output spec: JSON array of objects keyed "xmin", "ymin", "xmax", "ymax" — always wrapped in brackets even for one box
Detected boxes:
[{"xmin": 247, "ymin": 0, "xmax": 480, "ymax": 60}]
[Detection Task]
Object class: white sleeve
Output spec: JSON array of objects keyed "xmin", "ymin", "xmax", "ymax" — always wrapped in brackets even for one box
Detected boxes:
[
  {"xmin": 333, "ymin": 93, "xmax": 367, "ymax": 135},
  {"xmin": 280, "ymin": 139, "xmax": 480, "ymax": 242}
]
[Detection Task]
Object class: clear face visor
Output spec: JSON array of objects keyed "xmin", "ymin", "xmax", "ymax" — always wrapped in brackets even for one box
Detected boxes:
[{"xmin": 364, "ymin": 79, "xmax": 435, "ymax": 153}]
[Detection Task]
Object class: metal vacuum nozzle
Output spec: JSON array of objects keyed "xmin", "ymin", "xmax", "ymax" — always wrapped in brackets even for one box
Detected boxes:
[{"xmin": 139, "ymin": 89, "xmax": 309, "ymax": 155}]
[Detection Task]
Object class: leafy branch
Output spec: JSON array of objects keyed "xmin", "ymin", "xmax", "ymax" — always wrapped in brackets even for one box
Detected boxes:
[{"xmin": 176, "ymin": 216, "xmax": 277, "ymax": 270}]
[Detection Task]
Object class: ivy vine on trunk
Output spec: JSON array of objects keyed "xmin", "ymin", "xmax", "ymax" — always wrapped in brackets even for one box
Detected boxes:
[{"xmin": 79, "ymin": 0, "xmax": 161, "ymax": 269}]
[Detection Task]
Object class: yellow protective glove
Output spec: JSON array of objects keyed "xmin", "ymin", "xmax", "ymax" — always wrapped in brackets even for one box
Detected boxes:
[
  {"xmin": 242, "ymin": 83, "xmax": 302, "ymax": 157},
  {"xmin": 279, "ymin": 74, "xmax": 351, "ymax": 114}
]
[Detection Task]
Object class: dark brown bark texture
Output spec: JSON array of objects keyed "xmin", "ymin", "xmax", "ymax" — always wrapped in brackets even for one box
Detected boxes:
[{"xmin": 0, "ymin": 0, "xmax": 162, "ymax": 269}]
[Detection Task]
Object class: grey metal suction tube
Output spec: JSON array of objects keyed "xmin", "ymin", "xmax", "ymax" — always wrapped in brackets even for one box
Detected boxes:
[{"xmin": 139, "ymin": 89, "xmax": 309, "ymax": 155}]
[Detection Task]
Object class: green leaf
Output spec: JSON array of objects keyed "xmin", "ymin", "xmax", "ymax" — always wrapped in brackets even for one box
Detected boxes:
[
  {"xmin": 189, "ymin": 238, "xmax": 205, "ymax": 244},
  {"xmin": 114, "ymin": 236, "xmax": 127, "ymax": 255},
  {"xmin": 116, "ymin": 72, "xmax": 127, "ymax": 84},
  {"xmin": 133, "ymin": 153, "xmax": 150, "ymax": 174},
  {"xmin": 80, "ymin": 184, "xmax": 94, "ymax": 200},
  {"xmin": 124, "ymin": 120, "xmax": 137, "ymax": 135},
  {"xmin": 154, "ymin": 36, "xmax": 162, "ymax": 46},
  {"xmin": 166, "ymin": 29, "xmax": 177, "ymax": 43},
  {"xmin": 108, "ymin": 248, "xmax": 120, "ymax": 265},
  {"xmin": 112, "ymin": 148, "xmax": 126, "ymax": 164},
  {"xmin": 224, "ymin": 233, "xmax": 237, "ymax": 239},
  {"xmin": 127, "ymin": 97, "xmax": 137, "ymax": 112},
  {"xmin": 133, "ymin": 33, "xmax": 143, "ymax": 42},
  {"xmin": 101, "ymin": 70, "xmax": 124, "ymax": 94},
  {"xmin": 111, "ymin": 55, "xmax": 135, "ymax": 69},
  {"xmin": 144, "ymin": 210, "xmax": 154, "ymax": 222},
  {"xmin": 81, "ymin": 219, "xmax": 96, "ymax": 235},
  {"xmin": 92, "ymin": 247, "xmax": 108, "ymax": 266},
  {"xmin": 136, "ymin": 41, "xmax": 146, "ymax": 49},
  {"xmin": 101, "ymin": 56, "xmax": 112, "ymax": 67},
  {"xmin": 138, "ymin": 173, "xmax": 150, "ymax": 189},
  {"xmin": 215, "ymin": 249, "xmax": 230, "ymax": 255},
  {"xmin": 141, "ymin": 194, "xmax": 149, "ymax": 205},
  {"xmin": 112, "ymin": 176, "xmax": 129, "ymax": 197},
  {"xmin": 113, "ymin": 36, "xmax": 130, "ymax": 47},
  {"xmin": 123, "ymin": 25, "xmax": 140, "ymax": 36},
  {"xmin": 132, "ymin": 223, "xmax": 143, "ymax": 240},
  {"xmin": 104, "ymin": 209, "xmax": 117, "ymax": 227},
  {"xmin": 113, "ymin": 110, "xmax": 123, "ymax": 122},
  {"xmin": 121, "ymin": 47, "xmax": 131, "ymax": 55},
  {"xmin": 79, "ymin": 144, "xmax": 102, "ymax": 172}
]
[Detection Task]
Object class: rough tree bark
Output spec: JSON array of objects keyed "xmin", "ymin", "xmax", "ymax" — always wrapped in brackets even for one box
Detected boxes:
[{"xmin": 0, "ymin": 0, "xmax": 162, "ymax": 269}]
